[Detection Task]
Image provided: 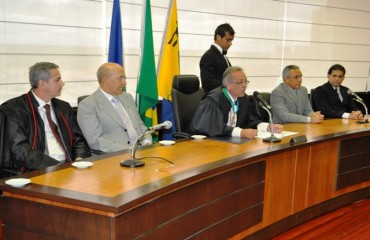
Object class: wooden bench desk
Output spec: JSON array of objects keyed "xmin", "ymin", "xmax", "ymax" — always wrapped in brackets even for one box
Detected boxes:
[{"xmin": 0, "ymin": 119, "xmax": 369, "ymax": 239}]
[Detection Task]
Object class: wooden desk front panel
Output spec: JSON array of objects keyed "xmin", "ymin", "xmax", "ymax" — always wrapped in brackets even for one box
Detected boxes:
[
  {"xmin": 337, "ymin": 136, "xmax": 370, "ymax": 189},
  {"xmin": 115, "ymin": 161, "xmax": 265, "ymax": 239},
  {"xmin": 1, "ymin": 161, "xmax": 265, "ymax": 240},
  {"xmin": 1, "ymin": 197, "xmax": 112, "ymax": 239},
  {"xmin": 236, "ymin": 136, "xmax": 370, "ymax": 239},
  {"xmin": 255, "ymin": 140, "xmax": 339, "ymax": 229}
]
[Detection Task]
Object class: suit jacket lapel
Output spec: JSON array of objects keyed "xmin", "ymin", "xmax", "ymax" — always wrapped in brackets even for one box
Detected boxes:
[
  {"xmin": 117, "ymin": 94, "xmax": 142, "ymax": 136},
  {"xmin": 325, "ymin": 82, "xmax": 341, "ymax": 102},
  {"xmin": 211, "ymin": 45, "xmax": 231, "ymax": 67},
  {"xmin": 210, "ymin": 45, "xmax": 222, "ymax": 56},
  {"xmin": 296, "ymin": 88, "xmax": 305, "ymax": 113},
  {"xmin": 117, "ymin": 95, "xmax": 140, "ymax": 128},
  {"xmin": 96, "ymin": 90, "xmax": 125, "ymax": 128},
  {"xmin": 118, "ymin": 95, "xmax": 131, "ymax": 114},
  {"xmin": 282, "ymin": 84, "xmax": 298, "ymax": 110}
]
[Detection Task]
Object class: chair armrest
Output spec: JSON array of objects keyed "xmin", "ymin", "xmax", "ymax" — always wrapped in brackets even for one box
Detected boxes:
[
  {"xmin": 172, "ymin": 132, "xmax": 191, "ymax": 139},
  {"xmin": 90, "ymin": 149, "xmax": 105, "ymax": 155},
  {"xmin": 0, "ymin": 167, "xmax": 22, "ymax": 179}
]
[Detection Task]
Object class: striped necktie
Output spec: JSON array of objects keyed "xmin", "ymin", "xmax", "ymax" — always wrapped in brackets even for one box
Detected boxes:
[
  {"xmin": 336, "ymin": 88, "xmax": 343, "ymax": 102},
  {"xmin": 44, "ymin": 104, "xmax": 71, "ymax": 162}
]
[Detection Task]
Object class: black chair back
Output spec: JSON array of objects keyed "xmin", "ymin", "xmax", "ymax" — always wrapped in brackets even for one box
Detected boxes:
[
  {"xmin": 0, "ymin": 110, "xmax": 21, "ymax": 178},
  {"xmin": 78, "ymin": 95, "xmax": 89, "ymax": 104},
  {"xmin": 310, "ymin": 88, "xmax": 316, "ymax": 111},
  {"xmin": 172, "ymin": 75, "xmax": 204, "ymax": 132},
  {"xmin": 253, "ymin": 92, "xmax": 271, "ymax": 122}
]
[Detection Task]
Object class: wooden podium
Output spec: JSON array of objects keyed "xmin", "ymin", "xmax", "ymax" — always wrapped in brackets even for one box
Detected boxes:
[{"xmin": 0, "ymin": 119, "xmax": 369, "ymax": 239}]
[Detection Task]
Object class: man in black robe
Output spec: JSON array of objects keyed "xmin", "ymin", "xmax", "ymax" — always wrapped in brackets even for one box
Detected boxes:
[{"xmin": 188, "ymin": 66, "xmax": 283, "ymax": 138}]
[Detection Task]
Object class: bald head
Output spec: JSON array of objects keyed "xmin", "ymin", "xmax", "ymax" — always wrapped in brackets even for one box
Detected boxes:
[
  {"xmin": 97, "ymin": 63, "xmax": 122, "ymax": 83},
  {"xmin": 97, "ymin": 62, "xmax": 127, "ymax": 96}
]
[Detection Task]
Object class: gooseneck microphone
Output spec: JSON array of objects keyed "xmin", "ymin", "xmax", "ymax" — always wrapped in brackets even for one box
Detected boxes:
[
  {"xmin": 253, "ymin": 91, "xmax": 281, "ymax": 143},
  {"xmin": 347, "ymin": 90, "xmax": 364, "ymax": 103},
  {"xmin": 259, "ymin": 103, "xmax": 281, "ymax": 142},
  {"xmin": 347, "ymin": 90, "xmax": 369, "ymax": 123},
  {"xmin": 120, "ymin": 121, "xmax": 173, "ymax": 168},
  {"xmin": 148, "ymin": 121, "xmax": 172, "ymax": 131},
  {"xmin": 253, "ymin": 91, "xmax": 271, "ymax": 110}
]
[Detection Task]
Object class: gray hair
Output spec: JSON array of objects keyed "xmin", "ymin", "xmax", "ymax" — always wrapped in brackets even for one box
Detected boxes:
[
  {"xmin": 282, "ymin": 65, "xmax": 300, "ymax": 80},
  {"xmin": 29, "ymin": 62, "xmax": 59, "ymax": 88},
  {"xmin": 222, "ymin": 66, "xmax": 244, "ymax": 86}
]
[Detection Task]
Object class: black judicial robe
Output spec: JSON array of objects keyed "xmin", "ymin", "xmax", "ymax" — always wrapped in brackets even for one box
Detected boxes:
[{"xmin": 187, "ymin": 87, "xmax": 262, "ymax": 137}]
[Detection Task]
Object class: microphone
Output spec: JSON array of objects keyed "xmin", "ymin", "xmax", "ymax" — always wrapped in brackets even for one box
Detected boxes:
[
  {"xmin": 120, "ymin": 121, "xmax": 173, "ymax": 168},
  {"xmin": 253, "ymin": 91, "xmax": 280, "ymax": 143},
  {"xmin": 148, "ymin": 121, "xmax": 172, "ymax": 132},
  {"xmin": 253, "ymin": 91, "xmax": 271, "ymax": 110},
  {"xmin": 347, "ymin": 89, "xmax": 364, "ymax": 103},
  {"xmin": 258, "ymin": 103, "xmax": 281, "ymax": 143},
  {"xmin": 347, "ymin": 90, "xmax": 369, "ymax": 124}
]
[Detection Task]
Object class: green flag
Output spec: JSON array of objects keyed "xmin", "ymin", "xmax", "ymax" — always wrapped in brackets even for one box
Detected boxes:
[{"xmin": 136, "ymin": 0, "xmax": 158, "ymax": 130}]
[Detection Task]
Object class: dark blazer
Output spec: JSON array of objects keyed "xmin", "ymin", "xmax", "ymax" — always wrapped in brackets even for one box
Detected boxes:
[
  {"xmin": 0, "ymin": 110, "xmax": 11, "ymax": 168},
  {"xmin": 313, "ymin": 82, "xmax": 358, "ymax": 118},
  {"xmin": 200, "ymin": 45, "xmax": 231, "ymax": 94}
]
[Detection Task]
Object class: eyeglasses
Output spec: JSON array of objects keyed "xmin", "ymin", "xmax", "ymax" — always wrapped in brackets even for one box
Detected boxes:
[
  {"xmin": 232, "ymin": 80, "xmax": 250, "ymax": 85},
  {"xmin": 288, "ymin": 75, "xmax": 303, "ymax": 80},
  {"xmin": 111, "ymin": 76, "xmax": 127, "ymax": 81}
]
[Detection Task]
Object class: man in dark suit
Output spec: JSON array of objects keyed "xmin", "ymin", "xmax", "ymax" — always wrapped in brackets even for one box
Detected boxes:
[
  {"xmin": 200, "ymin": 23, "xmax": 234, "ymax": 94},
  {"xmin": 313, "ymin": 64, "xmax": 363, "ymax": 120}
]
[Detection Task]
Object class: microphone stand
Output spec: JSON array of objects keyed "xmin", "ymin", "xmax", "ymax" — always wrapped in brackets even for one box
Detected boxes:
[
  {"xmin": 353, "ymin": 99, "xmax": 369, "ymax": 123},
  {"xmin": 260, "ymin": 104, "xmax": 281, "ymax": 142},
  {"xmin": 120, "ymin": 130, "xmax": 152, "ymax": 168}
]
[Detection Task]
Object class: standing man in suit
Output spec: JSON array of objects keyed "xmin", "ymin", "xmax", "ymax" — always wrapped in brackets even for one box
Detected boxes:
[
  {"xmin": 188, "ymin": 66, "xmax": 283, "ymax": 138},
  {"xmin": 0, "ymin": 62, "xmax": 91, "ymax": 172},
  {"xmin": 271, "ymin": 65, "xmax": 324, "ymax": 124},
  {"xmin": 313, "ymin": 64, "xmax": 363, "ymax": 120},
  {"xmin": 200, "ymin": 23, "xmax": 235, "ymax": 94},
  {"xmin": 77, "ymin": 62, "xmax": 151, "ymax": 153}
]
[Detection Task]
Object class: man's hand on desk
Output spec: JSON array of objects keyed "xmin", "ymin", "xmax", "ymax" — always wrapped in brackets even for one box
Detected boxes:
[
  {"xmin": 267, "ymin": 124, "xmax": 284, "ymax": 133},
  {"xmin": 241, "ymin": 128, "xmax": 258, "ymax": 139},
  {"xmin": 349, "ymin": 111, "xmax": 363, "ymax": 120},
  {"xmin": 141, "ymin": 139, "xmax": 152, "ymax": 146},
  {"xmin": 310, "ymin": 111, "xmax": 324, "ymax": 123}
]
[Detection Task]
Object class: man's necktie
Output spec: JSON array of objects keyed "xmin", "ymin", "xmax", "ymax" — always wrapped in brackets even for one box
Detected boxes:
[
  {"xmin": 44, "ymin": 104, "xmax": 71, "ymax": 162},
  {"xmin": 222, "ymin": 50, "xmax": 231, "ymax": 67},
  {"xmin": 111, "ymin": 97, "xmax": 138, "ymax": 144},
  {"xmin": 232, "ymin": 101, "xmax": 238, "ymax": 127},
  {"xmin": 336, "ymin": 88, "xmax": 343, "ymax": 102}
]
